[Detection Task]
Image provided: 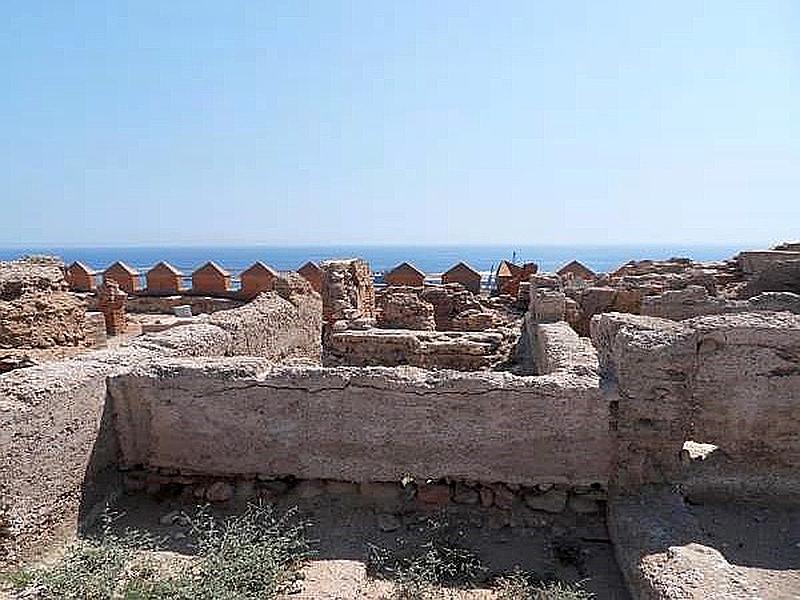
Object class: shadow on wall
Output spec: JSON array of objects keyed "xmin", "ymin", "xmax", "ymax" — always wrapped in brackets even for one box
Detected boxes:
[{"xmin": 76, "ymin": 396, "xmax": 122, "ymax": 537}]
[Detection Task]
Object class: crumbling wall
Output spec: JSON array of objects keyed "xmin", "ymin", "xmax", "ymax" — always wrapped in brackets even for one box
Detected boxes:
[
  {"xmin": 324, "ymin": 328, "xmax": 517, "ymax": 371},
  {"xmin": 109, "ymin": 355, "xmax": 610, "ymax": 487},
  {"xmin": 377, "ymin": 284, "xmax": 516, "ymax": 333},
  {"xmin": 376, "ymin": 287, "xmax": 436, "ymax": 330},
  {"xmin": 420, "ymin": 284, "xmax": 482, "ymax": 330},
  {"xmin": 591, "ymin": 311, "xmax": 800, "ymax": 490},
  {"xmin": 320, "ymin": 258, "xmax": 375, "ymax": 325},
  {"xmin": 0, "ymin": 281, "xmax": 322, "ymax": 571},
  {"xmin": 0, "ymin": 257, "xmax": 86, "ymax": 349}
]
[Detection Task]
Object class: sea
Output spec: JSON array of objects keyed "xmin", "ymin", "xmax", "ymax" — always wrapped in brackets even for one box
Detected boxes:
[{"xmin": 0, "ymin": 244, "xmax": 744, "ymax": 279}]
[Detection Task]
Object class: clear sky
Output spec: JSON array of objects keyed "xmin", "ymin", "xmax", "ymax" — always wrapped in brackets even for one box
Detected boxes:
[{"xmin": 1, "ymin": 1, "xmax": 798, "ymax": 247}]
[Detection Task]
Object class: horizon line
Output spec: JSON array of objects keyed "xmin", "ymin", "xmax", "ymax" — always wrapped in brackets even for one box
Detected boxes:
[{"xmin": 0, "ymin": 240, "xmax": 775, "ymax": 250}]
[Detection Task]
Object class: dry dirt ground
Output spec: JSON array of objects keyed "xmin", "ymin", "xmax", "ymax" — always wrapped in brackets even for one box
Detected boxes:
[
  {"xmin": 687, "ymin": 500, "xmax": 800, "ymax": 599},
  {"xmin": 101, "ymin": 489, "xmax": 631, "ymax": 599}
]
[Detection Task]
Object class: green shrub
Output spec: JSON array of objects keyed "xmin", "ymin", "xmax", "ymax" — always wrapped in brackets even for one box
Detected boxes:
[
  {"xmin": 367, "ymin": 514, "xmax": 486, "ymax": 600},
  {"xmin": 495, "ymin": 569, "xmax": 594, "ymax": 600},
  {"xmin": 11, "ymin": 502, "xmax": 311, "ymax": 600}
]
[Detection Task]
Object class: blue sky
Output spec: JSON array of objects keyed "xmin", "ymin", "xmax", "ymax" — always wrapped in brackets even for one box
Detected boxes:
[{"xmin": 1, "ymin": 1, "xmax": 798, "ymax": 246}]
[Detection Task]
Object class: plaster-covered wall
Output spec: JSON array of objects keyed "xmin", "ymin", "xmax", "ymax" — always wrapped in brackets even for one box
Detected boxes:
[
  {"xmin": 591, "ymin": 311, "xmax": 800, "ymax": 489},
  {"xmin": 108, "ymin": 351, "xmax": 610, "ymax": 487}
]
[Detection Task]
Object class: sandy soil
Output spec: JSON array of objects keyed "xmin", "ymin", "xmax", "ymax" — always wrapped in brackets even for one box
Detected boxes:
[
  {"xmin": 689, "ymin": 501, "xmax": 800, "ymax": 599},
  {"xmin": 99, "ymin": 490, "xmax": 630, "ymax": 600}
]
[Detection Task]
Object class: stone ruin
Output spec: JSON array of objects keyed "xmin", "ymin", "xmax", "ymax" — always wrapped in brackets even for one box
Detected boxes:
[
  {"xmin": 553, "ymin": 244, "xmax": 800, "ymax": 336},
  {"xmin": 1, "ymin": 246, "xmax": 799, "ymax": 599},
  {"xmin": 97, "ymin": 279, "xmax": 127, "ymax": 335},
  {"xmin": 320, "ymin": 258, "xmax": 376, "ymax": 326},
  {"xmin": 0, "ymin": 257, "xmax": 86, "ymax": 349},
  {"xmin": 323, "ymin": 270, "xmax": 526, "ymax": 371}
]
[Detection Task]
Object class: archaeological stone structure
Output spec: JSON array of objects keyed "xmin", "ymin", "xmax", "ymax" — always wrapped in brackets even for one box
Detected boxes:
[
  {"xmin": 0, "ymin": 257, "xmax": 86, "ymax": 349},
  {"xmin": 1, "ymin": 243, "xmax": 799, "ymax": 599}
]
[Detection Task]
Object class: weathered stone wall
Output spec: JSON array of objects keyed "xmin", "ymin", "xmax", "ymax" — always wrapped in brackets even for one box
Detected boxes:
[
  {"xmin": 420, "ymin": 284, "xmax": 482, "ymax": 330},
  {"xmin": 98, "ymin": 294, "xmax": 244, "ymax": 315},
  {"xmin": 528, "ymin": 275, "xmax": 566, "ymax": 324},
  {"xmin": 376, "ymin": 287, "xmax": 436, "ymax": 330},
  {"xmin": 109, "ymin": 353, "xmax": 610, "ymax": 487},
  {"xmin": 320, "ymin": 258, "xmax": 375, "ymax": 324},
  {"xmin": 376, "ymin": 284, "xmax": 517, "ymax": 333},
  {"xmin": 0, "ymin": 283, "xmax": 322, "ymax": 570},
  {"xmin": 736, "ymin": 249, "xmax": 800, "ymax": 275},
  {"xmin": 528, "ymin": 318, "xmax": 597, "ymax": 377},
  {"xmin": 641, "ymin": 285, "xmax": 800, "ymax": 321},
  {"xmin": 0, "ymin": 292, "xmax": 86, "ymax": 348},
  {"xmin": 209, "ymin": 274, "xmax": 322, "ymax": 362},
  {"xmin": 0, "ymin": 257, "xmax": 87, "ymax": 349},
  {"xmin": 591, "ymin": 311, "xmax": 800, "ymax": 490},
  {"xmin": 640, "ymin": 285, "xmax": 730, "ymax": 320},
  {"xmin": 324, "ymin": 328, "xmax": 518, "ymax": 371}
]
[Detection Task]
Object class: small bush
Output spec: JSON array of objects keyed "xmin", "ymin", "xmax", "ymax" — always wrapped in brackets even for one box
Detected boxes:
[
  {"xmin": 367, "ymin": 514, "xmax": 487, "ymax": 600},
  {"xmin": 495, "ymin": 569, "xmax": 594, "ymax": 600},
  {"xmin": 11, "ymin": 502, "xmax": 311, "ymax": 600}
]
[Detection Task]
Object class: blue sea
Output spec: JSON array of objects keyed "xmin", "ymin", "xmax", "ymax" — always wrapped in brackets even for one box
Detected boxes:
[{"xmin": 0, "ymin": 244, "xmax": 744, "ymax": 277}]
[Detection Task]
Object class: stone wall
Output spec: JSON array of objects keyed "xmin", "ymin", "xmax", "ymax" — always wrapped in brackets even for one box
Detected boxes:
[
  {"xmin": 641, "ymin": 285, "xmax": 800, "ymax": 321},
  {"xmin": 104, "ymin": 294, "xmax": 244, "ymax": 315},
  {"xmin": 324, "ymin": 328, "xmax": 519, "ymax": 371},
  {"xmin": 420, "ymin": 284, "xmax": 482, "ymax": 330},
  {"xmin": 591, "ymin": 311, "xmax": 800, "ymax": 490},
  {"xmin": 0, "ymin": 281, "xmax": 322, "ymax": 570},
  {"xmin": 640, "ymin": 285, "xmax": 730, "ymax": 320},
  {"xmin": 376, "ymin": 287, "xmax": 436, "ymax": 330},
  {"xmin": 376, "ymin": 284, "xmax": 518, "ymax": 333},
  {"xmin": 109, "ymin": 351, "xmax": 610, "ymax": 487},
  {"xmin": 208, "ymin": 274, "xmax": 322, "ymax": 362},
  {"xmin": 0, "ymin": 257, "xmax": 86, "ymax": 349},
  {"xmin": 320, "ymin": 258, "xmax": 375, "ymax": 324},
  {"xmin": 528, "ymin": 318, "xmax": 598, "ymax": 377}
]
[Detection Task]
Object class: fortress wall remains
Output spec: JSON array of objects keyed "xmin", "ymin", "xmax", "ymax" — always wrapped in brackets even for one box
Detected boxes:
[
  {"xmin": 0, "ymin": 286, "xmax": 321, "ymax": 570},
  {"xmin": 108, "ymin": 352, "xmax": 610, "ymax": 488},
  {"xmin": 591, "ymin": 311, "xmax": 800, "ymax": 491}
]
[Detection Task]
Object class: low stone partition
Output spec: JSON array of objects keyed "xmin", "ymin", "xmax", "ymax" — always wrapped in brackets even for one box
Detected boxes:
[
  {"xmin": 0, "ymin": 285, "xmax": 321, "ymax": 570},
  {"xmin": 92, "ymin": 294, "xmax": 245, "ymax": 315},
  {"xmin": 591, "ymin": 311, "xmax": 800, "ymax": 492},
  {"xmin": 527, "ymin": 317, "xmax": 597, "ymax": 377},
  {"xmin": 641, "ymin": 285, "xmax": 800, "ymax": 321},
  {"xmin": 108, "ymin": 352, "xmax": 610, "ymax": 487},
  {"xmin": 324, "ymin": 328, "xmax": 520, "ymax": 371}
]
